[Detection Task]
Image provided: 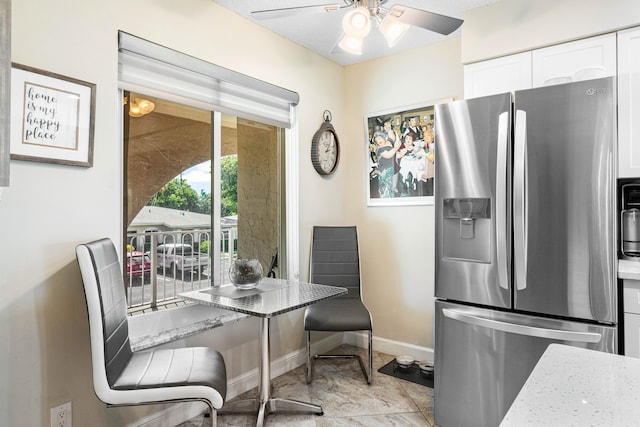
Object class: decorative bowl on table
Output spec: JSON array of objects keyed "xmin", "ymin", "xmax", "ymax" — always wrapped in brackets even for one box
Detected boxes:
[{"xmin": 229, "ymin": 258, "xmax": 263, "ymax": 290}]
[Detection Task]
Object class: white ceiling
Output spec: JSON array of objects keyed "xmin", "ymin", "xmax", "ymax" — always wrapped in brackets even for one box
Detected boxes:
[{"xmin": 212, "ymin": 0, "xmax": 501, "ymax": 66}]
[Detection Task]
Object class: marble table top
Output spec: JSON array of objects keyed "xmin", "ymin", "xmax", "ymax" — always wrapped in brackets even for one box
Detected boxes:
[
  {"xmin": 179, "ymin": 277, "xmax": 347, "ymax": 318},
  {"xmin": 500, "ymin": 344, "xmax": 640, "ymax": 426}
]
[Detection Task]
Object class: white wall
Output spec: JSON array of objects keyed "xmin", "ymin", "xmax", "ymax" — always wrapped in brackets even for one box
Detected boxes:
[
  {"xmin": 3, "ymin": 0, "xmax": 640, "ymax": 425},
  {"xmin": 0, "ymin": 0, "xmax": 345, "ymax": 425},
  {"xmin": 462, "ymin": 0, "xmax": 640, "ymax": 63},
  {"xmin": 342, "ymin": 37, "xmax": 463, "ymax": 348}
]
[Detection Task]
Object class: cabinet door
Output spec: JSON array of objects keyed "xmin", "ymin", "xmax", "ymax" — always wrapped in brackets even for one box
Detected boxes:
[
  {"xmin": 532, "ymin": 33, "xmax": 616, "ymax": 87},
  {"xmin": 625, "ymin": 313, "xmax": 640, "ymax": 358},
  {"xmin": 623, "ymin": 279, "xmax": 640, "ymax": 315},
  {"xmin": 618, "ymin": 27, "xmax": 640, "ymax": 178},
  {"xmin": 624, "ymin": 279, "xmax": 640, "ymax": 357},
  {"xmin": 464, "ymin": 52, "xmax": 532, "ymax": 99}
]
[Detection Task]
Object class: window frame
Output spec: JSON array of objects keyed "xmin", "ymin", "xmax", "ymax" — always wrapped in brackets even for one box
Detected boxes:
[{"xmin": 118, "ymin": 56, "xmax": 300, "ymax": 307}]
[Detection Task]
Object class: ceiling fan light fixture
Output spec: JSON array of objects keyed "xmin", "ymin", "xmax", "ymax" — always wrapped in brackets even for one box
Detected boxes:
[
  {"xmin": 342, "ymin": 6, "xmax": 371, "ymax": 38},
  {"xmin": 249, "ymin": 1, "xmax": 465, "ymax": 58},
  {"xmin": 338, "ymin": 34, "xmax": 364, "ymax": 55},
  {"xmin": 379, "ymin": 14, "xmax": 409, "ymax": 47}
]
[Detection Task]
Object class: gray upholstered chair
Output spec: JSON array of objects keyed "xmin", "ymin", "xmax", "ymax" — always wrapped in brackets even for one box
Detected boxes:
[
  {"xmin": 304, "ymin": 226, "xmax": 373, "ymax": 384},
  {"xmin": 76, "ymin": 238, "xmax": 227, "ymax": 424}
]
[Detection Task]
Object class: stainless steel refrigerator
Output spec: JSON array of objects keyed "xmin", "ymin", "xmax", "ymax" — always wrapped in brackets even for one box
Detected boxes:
[{"xmin": 434, "ymin": 77, "xmax": 618, "ymax": 427}]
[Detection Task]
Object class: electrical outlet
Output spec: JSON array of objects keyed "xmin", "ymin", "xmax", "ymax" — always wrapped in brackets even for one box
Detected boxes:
[{"xmin": 50, "ymin": 401, "xmax": 72, "ymax": 427}]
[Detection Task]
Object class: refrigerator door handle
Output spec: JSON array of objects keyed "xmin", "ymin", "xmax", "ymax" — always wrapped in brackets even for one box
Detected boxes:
[
  {"xmin": 514, "ymin": 109, "xmax": 528, "ymax": 291},
  {"xmin": 496, "ymin": 112, "xmax": 510, "ymax": 290},
  {"xmin": 442, "ymin": 308, "xmax": 602, "ymax": 343}
]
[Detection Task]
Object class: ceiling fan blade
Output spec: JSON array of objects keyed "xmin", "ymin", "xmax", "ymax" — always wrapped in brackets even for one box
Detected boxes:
[
  {"xmin": 252, "ymin": 3, "xmax": 342, "ymax": 20},
  {"xmin": 390, "ymin": 5, "xmax": 463, "ymax": 36},
  {"xmin": 329, "ymin": 33, "xmax": 345, "ymax": 54}
]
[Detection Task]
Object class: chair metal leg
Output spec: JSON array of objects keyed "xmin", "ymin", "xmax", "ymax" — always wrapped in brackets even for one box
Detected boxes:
[
  {"xmin": 204, "ymin": 403, "xmax": 215, "ymax": 427},
  {"xmin": 306, "ymin": 330, "xmax": 313, "ymax": 384},
  {"xmin": 367, "ymin": 329, "xmax": 373, "ymax": 385},
  {"xmin": 306, "ymin": 329, "xmax": 373, "ymax": 385}
]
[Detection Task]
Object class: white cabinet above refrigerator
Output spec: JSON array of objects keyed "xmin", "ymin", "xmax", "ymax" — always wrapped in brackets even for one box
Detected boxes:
[
  {"xmin": 531, "ymin": 33, "xmax": 616, "ymax": 87},
  {"xmin": 618, "ymin": 26, "xmax": 640, "ymax": 178},
  {"xmin": 464, "ymin": 33, "xmax": 616, "ymax": 98},
  {"xmin": 464, "ymin": 52, "xmax": 532, "ymax": 99}
]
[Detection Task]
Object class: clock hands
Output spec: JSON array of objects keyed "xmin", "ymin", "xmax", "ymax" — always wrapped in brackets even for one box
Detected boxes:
[{"xmin": 323, "ymin": 139, "xmax": 335, "ymax": 153}]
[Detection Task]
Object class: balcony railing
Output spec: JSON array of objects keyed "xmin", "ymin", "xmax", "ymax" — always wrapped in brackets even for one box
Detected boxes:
[{"xmin": 125, "ymin": 228, "xmax": 237, "ymax": 311}]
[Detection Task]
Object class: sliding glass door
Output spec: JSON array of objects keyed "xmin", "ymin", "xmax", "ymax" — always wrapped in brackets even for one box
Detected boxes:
[{"xmin": 123, "ymin": 91, "xmax": 285, "ymax": 310}]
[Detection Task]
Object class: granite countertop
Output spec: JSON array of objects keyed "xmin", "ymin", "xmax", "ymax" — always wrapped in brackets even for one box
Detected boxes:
[
  {"xmin": 500, "ymin": 344, "xmax": 640, "ymax": 426},
  {"xmin": 619, "ymin": 259, "xmax": 640, "ymax": 281},
  {"xmin": 128, "ymin": 303, "xmax": 248, "ymax": 351}
]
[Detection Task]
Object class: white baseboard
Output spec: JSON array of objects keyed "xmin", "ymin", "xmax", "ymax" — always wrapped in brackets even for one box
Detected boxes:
[
  {"xmin": 344, "ymin": 331, "xmax": 434, "ymax": 363},
  {"xmin": 226, "ymin": 332, "xmax": 343, "ymax": 399},
  {"xmin": 129, "ymin": 333, "xmax": 433, "ymax": 426},
  {"xmin": 127, "ymin": 401, "xmax": 210, "ymax": 427},
  {"xmin": 226, "ymin": 332, "xmax": 434, "ymax": 399}
]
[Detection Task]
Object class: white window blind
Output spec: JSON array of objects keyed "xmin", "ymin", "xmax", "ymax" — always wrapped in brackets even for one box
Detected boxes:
[{"xmin": 118, "ymin": 31, "xmax": 299, "ymax": 128}]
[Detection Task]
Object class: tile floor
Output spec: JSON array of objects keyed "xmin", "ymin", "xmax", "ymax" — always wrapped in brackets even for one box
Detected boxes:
[{"xmin": 178, "ymin": 344, "xmax": 435, "ymax": 427}]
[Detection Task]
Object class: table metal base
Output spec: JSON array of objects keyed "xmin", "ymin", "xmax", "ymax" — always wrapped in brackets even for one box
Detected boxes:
[
  {"xmin": 218, "ymin": 317, "xmax": 323, "ymax": 426},
  {"xmin": 219, "ymin": 397, "xmax": 323, "ymax": 426}
]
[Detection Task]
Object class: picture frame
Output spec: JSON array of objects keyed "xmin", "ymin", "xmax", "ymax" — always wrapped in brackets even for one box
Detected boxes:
[
  {"xmin": 10, "ymin": 63, "xmax": 96, "ymax": 167},
  {"xmin": 365, "ymin": 99, "xmax": 451, "ymax": 207}
]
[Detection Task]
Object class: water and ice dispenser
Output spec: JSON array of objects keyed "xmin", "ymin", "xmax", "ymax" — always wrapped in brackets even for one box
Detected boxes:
[{"xmin": 442, "ymin": 198, "xmax": 491, "ymax": 263}]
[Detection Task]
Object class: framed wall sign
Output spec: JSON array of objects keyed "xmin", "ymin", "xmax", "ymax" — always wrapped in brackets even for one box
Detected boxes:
[
  {"xmin": 10, "ymin": 63, "xmax": 96, "ymax": 167},
  {"xmin": 365, "ymin": 99, "xmax": 451, "ymax": 207}
]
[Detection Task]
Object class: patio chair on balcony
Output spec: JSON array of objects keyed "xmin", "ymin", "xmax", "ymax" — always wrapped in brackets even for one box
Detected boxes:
[{"xmin": 76, "ymin": 238, "xmax": 227, "ymax": 425}]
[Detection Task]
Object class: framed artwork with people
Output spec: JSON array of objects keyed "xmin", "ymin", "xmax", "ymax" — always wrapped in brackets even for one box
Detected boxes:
[{"xmin": 365, "ymin": 99, "xmax": 449, "ymax": 207}]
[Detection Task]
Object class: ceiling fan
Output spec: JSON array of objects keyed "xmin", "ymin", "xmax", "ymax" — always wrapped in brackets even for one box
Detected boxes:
[{"xmin": 251, "ymin": 0, "xmax": 464, "ymax": 55}]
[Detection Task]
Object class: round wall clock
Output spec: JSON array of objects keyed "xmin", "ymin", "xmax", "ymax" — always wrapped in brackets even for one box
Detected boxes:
[{"xmin": 310, "ymin": 110, "xmax": 340, "ymax": 176}]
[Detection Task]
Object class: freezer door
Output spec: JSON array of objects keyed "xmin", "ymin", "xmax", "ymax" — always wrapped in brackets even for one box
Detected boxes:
[
  {"xmin": 513, "ymin": 77, "xmax": 617, "ymax": 322},
  {"xmin": 435, "ymin": 93, "xmax": 512, "ymax": 308},
  {"xmin": 434, "ymin": 300, "xmax": 617, "ymax": 427}
]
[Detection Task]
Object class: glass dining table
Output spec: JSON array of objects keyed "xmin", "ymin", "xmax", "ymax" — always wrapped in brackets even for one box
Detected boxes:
[{"xmin": 178, "ymin": 277, "xmax": 347, "ymax": 427}]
